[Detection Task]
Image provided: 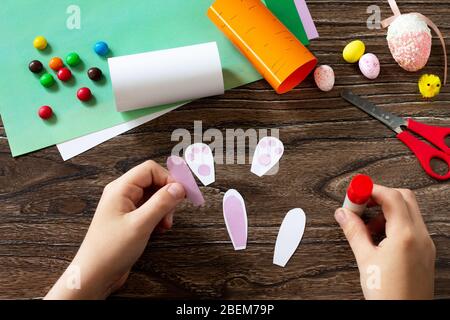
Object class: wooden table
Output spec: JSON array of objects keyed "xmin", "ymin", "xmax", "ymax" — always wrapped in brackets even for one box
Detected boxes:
[{"xmin": 0, "ymin": 1, "xmax": 449, "ymax": 299}]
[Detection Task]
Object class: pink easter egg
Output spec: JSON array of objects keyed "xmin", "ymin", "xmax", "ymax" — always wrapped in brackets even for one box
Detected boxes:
[
  {"xmin": 314, "ymin": 65, "xmax": 335, "ymax": 92},
  {"xmin": 387, "ymin": 13, "xmax": 431, "ymax": 72},
  {"xmin": 359, "ymin": 53, "xmax": 380, "ymax": 79}
]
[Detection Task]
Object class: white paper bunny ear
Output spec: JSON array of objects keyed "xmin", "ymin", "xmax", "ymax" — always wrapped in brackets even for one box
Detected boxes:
[
  {"xmin": 185, "ymin": 143, "xmax": 215, "ymax": 186},
  {"xmin": 273, "ymin": 208, "xmax": 306, "ymax": 267},
  {"xmin": 223, "ymin": 189, "xmax": 248, "ymax": 251},
  {"xmin": 251, "ymin": 137, "xmax": 284, "ymax": 177}
]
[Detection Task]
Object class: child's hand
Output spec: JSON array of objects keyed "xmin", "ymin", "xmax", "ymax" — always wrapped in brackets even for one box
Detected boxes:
[
  {"xmin": 335, "ymin": 184, "xmax": 436, "ymax": 300},
  {"xmin": 45, "ymin": 160, "xmax": 185, "ymax": 299}
]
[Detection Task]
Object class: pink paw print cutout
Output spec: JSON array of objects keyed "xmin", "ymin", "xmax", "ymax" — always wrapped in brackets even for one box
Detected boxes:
[
  {"xmin": 251, "ymin": 137, "xmax": 284, "ymax": 177},
  {"xmin": 185, "ymin": 143, "xmax": 215, "ymax": 186}
]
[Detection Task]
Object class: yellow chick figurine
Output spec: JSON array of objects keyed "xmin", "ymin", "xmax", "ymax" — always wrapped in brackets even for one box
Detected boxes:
[{"xmin": 418, "ymin": 74, "xmax": 441, "ymax": 98}]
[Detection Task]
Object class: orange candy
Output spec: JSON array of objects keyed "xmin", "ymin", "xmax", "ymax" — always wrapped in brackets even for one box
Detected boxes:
[{"xmin": 49, "ymin": 57, "xmax": 64, "ymax": 71}]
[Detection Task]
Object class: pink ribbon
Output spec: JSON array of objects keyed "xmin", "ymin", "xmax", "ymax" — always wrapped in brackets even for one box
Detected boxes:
[{"xmin": 381, "ymin": 0, "xmax": 447, "ymax": 85}]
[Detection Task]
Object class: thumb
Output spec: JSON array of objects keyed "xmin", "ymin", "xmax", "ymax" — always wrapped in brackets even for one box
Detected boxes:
[
  {"xmin": 335, "ymin": 208, "xmax": 375, "ymax": 262},
  {"xmin": 132, "ymin": 183, "xmax": 185, "ymax": 232}
]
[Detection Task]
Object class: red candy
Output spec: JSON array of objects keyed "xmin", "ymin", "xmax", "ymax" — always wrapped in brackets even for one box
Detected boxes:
[
  {"xmin": 38, "ymin": 105, "xmax": 53, "ymax": 120},
  {"xmin": 57, "ymin": 68, "xmax": 72, "ymax": 82},
  {"xmin": 77, "ymin": 87, "xmax": 92, "ymax": 101}
]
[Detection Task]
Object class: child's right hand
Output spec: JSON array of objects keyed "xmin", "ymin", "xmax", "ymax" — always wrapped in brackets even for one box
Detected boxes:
[{"xmin": 335, "ymin": 184, "xmax": 436, "ymax": 299}]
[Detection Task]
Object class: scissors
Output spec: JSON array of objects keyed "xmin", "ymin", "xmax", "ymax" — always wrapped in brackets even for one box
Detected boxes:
[{"xmin": 341, "ymin": 90, "xmax": 450, "ymax": 181}]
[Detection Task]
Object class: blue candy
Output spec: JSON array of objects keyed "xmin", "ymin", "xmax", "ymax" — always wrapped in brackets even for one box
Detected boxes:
[{"xmin": 93, "ymin": 41, "xmax": 109, "ymax": 56}]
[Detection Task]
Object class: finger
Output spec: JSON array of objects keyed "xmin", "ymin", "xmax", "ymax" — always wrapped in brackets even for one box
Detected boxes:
[
  {"xmin": 117, "ymin": 160, "xmax": 170, "ymax": 190},
  {"xmin": 335, "ymin": 208, "xmax": 375, "ymax": 262},
  {"xmin": 367, "ymin": 198, "xmax": 377, "ymax": 208},
  {"xmin": 163, "ymin": 211, "xmax": 174, "ymax": 229},
  {"xmin": 395, "ymin": 188, "xmax": 426, "ymax": 228},
  {"xmin": 130, "ymin": 183, "xmax": 185, "ymax": 232},
  {"xmin": 370, "ymin": 184, "xmax": 413, "ymax": 235},
  {"xmin": 156, "ymin": 210, "xmax": 175, "ymax": 231},
  {"xmin": 154, "ymin": 226, "xmax": 168, "ymax": 234},
  {"xmin": 106, "ymin": 160, "xmax": 171, "ymax": 208},
  {"xmin": 104, "ymin": 181, "xmax": 144, "ymax": 205},
  {"xmin": 367, "ymin": 213, "xmax": 386, "ymax": 235}
]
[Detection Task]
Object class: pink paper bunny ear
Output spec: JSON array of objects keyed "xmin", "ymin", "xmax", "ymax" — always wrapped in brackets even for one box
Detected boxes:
[{"xmin": 382, "ymin": 0, "xmax": 447, "ymax": 85}]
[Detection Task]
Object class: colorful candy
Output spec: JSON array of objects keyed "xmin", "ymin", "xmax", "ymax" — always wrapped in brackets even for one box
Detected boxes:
[
  {"xmin": 40, "ymin": 73, "xmax": 55, "ymax": 88},
  {"xmin": 29, "ymin": 60, "xmax": 43, "ymax": 73},
  {"xmin": 359, "ymin": 53, "xmax": 380, "ymax": 80},
  {"xmin": 343, "ymin": 40, "xmax": 365, "ymax": 63},
  {"xmin": 93, "ymin": 41, "xmax": 109, "ymax": 56},
  {"xmin": 66, "ymin": 52, "xmax": 81, "ymax": 67},
  {"xmin": 33, "ymin": 36, "xmax": 47, "ymax": 50},
  {"xmin": 38, "ymin": 105, "xmax": 53, "ymax": 120},
  {"xmin": 314, "ymin": 65, "xmax": 335, "ymax": 92},
  {"xmin": 87, "ymin": 67, "xmax": 103, "ymax": 81},
  {"xmin": 49, "ymin": 57, "xmax": 64, "ymax": 71},
  {"xmin": 57, "ymin": 68, "xmax": 72, "ymax": 82},
  {"xmin": 77, "ymin": 87, "xmax": 92, "ymax": 101}
]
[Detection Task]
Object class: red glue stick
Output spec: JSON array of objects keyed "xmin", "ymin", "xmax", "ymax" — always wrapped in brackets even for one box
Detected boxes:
[{"xmin": 343, "ymin": 174, "xmax": 374, "ymax": 215}]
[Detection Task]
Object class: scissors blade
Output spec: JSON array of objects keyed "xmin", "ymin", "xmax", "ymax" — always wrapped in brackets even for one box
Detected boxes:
[{"xmin": 341, "ymin": 90, "xmax": 406, "ymax": 133}]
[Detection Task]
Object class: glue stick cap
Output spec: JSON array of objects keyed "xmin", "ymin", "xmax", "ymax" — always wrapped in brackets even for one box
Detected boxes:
[{"xmin": 347, "ymin": 174, "xmax": 374, "ymax": 205}]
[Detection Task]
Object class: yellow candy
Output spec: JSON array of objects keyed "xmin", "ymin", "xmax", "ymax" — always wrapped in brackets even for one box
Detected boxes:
[
  {"xmin": 33, "ymin": 36, "xmax": 47, "ymax": 50},
  {"xmin": 343, "ymin": 40, "xmax": 365, "ymax": 63}
]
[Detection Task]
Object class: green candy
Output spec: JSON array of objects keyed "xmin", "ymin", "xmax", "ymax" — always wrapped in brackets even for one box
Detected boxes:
[
  {"xmin": 66, "ymin": 52, "xmax": 81, "ymax": 66},
  {"xmin": 40, "ymin": 73, "xmax": 55, "ymax": 87}
]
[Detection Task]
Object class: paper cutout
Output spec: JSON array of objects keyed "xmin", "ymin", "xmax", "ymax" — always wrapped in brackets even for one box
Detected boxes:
[
  {"xmin": 273, "ymin": 208, "xmax": 306, "ymax": 267},
  {"xmin": 251, "ymin": 137, "xmax": 284, "ymax": 177},
  {"xmin": 208, "ymin": 0, "xmax": 317, "ymax": 94},
  {"xmin": 57, "ymin": 105, "xmax": 183, "ymax": 161},
  {"xmin": 185, "ymin": 143, "xmax": 215, "ymax": 186},
  {"xmin": 109, "ymin": 42, "xmax": 225, "ymax": 112},
  {"xmin": 167, "ymin": 156, "xmax": 205, "ymax": 207},
  {"xmin": 294, "ymin": 0, "xmax": 319, "ymax": 40},
  {"xmin": 265, "ymin": 0, "xmax": 309, "ymax": 45},
  {"xmin": 223, "ymin": 189, "xmax": 248, "ymax": 250},
  {"xmin": 381, "ymin": 0, "xmax": 447, "ymax": 84}
]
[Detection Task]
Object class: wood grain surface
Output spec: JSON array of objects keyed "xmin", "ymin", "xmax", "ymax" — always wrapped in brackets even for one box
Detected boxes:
[{"xmin": 0, "ymin": 0, "xmax": 449, "ymax": 299}]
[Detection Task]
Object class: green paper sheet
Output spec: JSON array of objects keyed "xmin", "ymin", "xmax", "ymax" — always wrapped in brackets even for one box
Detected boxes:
[
  {"xmin": 265, "ymin": 0, "xmax": 310, "ymax": 46},
  {"xmin": 0, "ymin": 0, "xmax": 261, "ymax": 156}
]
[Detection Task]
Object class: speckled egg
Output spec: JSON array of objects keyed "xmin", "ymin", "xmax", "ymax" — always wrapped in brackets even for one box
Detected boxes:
[
  {"xmin": 314, "ymin": 65, "xmax": 335, "ymax": 92},
  {"xmin": 387, "ymin": 13, "xmax": 431, "ymax": 72},
  {"xmin": 359, "ymin": 53, "xmax": 380, "ymax": 79},
  {"xmin": 343, "ymin": 40, "xmax": 366, "ymax": 63}
]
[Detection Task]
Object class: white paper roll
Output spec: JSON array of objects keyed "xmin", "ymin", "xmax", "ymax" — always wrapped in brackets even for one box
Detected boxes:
[{"xmin": 108, "ymin": 42, "xmax": 225, "ymax": 112}]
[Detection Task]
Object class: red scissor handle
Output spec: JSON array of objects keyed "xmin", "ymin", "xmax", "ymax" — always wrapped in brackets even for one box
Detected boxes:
[
  {"xmin": 397, "ymin": 131, "xmax": 450, "ymax": 181},
  {"xmin": 407, "ymin": 119, "xmax": 450, "ymax": 154}
]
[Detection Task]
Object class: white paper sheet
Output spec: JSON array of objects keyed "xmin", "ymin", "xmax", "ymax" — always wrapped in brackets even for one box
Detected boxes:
[
  {"xmin": 56, "ymin": 105, "xmax": 182, "ymax": 161},
  {"xmin": 109, "ymin": 42, "xmax": 225, "ymax": 112}
]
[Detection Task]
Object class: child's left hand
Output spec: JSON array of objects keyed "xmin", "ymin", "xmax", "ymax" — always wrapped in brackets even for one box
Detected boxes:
[{"xmin": 45, "ymin": 160, "xmax": 186, "ymax": 299}]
